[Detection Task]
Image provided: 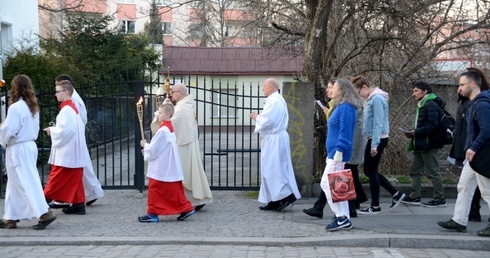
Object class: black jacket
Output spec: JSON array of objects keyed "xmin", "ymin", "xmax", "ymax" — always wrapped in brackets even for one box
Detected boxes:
[
  {"xmin": 412, "ymin": 94, "xmax": 445, "ymax": 150},
  {"xmin": 449, "ymin": 97, "xmax": 469, "ymax": 163}
]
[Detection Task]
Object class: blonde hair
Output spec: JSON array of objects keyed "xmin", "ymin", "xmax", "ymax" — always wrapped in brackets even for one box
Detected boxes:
[{"xmin": 160, "ymin": 102, "xmax": 174, "ymax": 117}]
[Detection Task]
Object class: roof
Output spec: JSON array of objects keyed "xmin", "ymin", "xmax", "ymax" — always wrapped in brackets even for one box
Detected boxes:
[{"xmin": 161, "ymin": 46, "xmax": 304, "ymax": 75}]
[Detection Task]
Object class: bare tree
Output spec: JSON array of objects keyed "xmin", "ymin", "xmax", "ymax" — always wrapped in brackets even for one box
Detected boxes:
[{"xmin": 244, "ymin": 0, "xmax": 490, "ymax": 176}]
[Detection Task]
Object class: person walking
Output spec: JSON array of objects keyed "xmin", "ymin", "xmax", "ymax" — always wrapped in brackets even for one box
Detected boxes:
[
  {"xmin": 303, "ymin": 78, "xmax": 367, "ymax": 218},
  {"xmin": 138, "ymin": 102, "xmax": 195, "ymax": 223},
  {"xmin": 448, "ymin": 67, "xmax": 490, "ymax": 222},
  {"xmin": 438, "ymin": 70, "xmax": 490, "ymax": 237},
  {"xmin": 0, "ymin": 75, "xmax": 56, "ymax": 230},
  {"xmin": 351, "ymin": 76, "xmax": 405, "ymax": 215},
  {"xmin": 54, "ymin": 74, "xmax": 104, "ymax": 206},
  {"xmin": 320, "ymin": 79, "xmax": 361, "ymax": 231},
  {"xmin": 43, "ymin": 80, "xmax": 90, "ymax": 215},
  {"xmin": 401, "ymin": 81, "xmax": 446, "ymax": 207},
  {"xmin": 250, "ymin": 78, "xmax": 301, "ymax": 211},
  {"xmin": 171, "ymin": 83, "xmax": 213, "ymax": 211}
]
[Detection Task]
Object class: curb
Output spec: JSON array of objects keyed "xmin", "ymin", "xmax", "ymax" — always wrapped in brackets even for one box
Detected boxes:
[{"xmin": 1, "ymin": 235, "xmax": 489, "ymax": 251}]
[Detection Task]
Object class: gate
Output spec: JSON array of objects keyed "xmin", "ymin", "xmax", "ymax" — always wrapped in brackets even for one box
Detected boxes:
[{"xmin": 0, "ymin": 72, "xmax": 264, "ymax": 195}]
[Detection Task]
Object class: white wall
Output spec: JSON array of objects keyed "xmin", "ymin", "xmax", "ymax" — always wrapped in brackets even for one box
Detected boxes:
[{"xmin": 0, "ymin": 0, "xmax": 39, "ymax": 79}]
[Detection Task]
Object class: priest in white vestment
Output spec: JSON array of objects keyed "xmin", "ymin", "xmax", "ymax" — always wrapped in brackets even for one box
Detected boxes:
[
  {"xmin": 55, "ymin": 75, "xmax": 104, "ymax": 206},
  {"xmin": 0, "ymin": 75, "xmax": 56, "ymax": 230},
  {"xmin": 250, "ymin": 78, "xmax": 301, "ymax": 211},
  {"xmin": 171, "ymin": 83, "xmax": 213, "ymax": 210}
]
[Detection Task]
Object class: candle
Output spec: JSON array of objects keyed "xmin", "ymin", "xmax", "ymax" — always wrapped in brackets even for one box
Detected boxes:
[{"xmin": 136, "ymin": 96, "xmax": 145, "ymax": 140}]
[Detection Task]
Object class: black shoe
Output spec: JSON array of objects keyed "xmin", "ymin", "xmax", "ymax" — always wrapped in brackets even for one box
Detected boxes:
[
  {"xmin": 303, "ymin": 206, "xmax": 324, "ymax": 218},
  {"xmin": 86, "ymin": 199, "xmax": 97, "ymax": 206},
  {"xmin": 275, "ymin": 201, "xmax": 292, "ymax": 211},
  {"xmin": 259, "ymin": 201, "xmax": 280, "ymax": 211},
  {"xmin": 469, "ymin": 205, "xmax": 481, "ymax": 222},
  {"xmin": 275, "ymin": 194, "xmax": 297, "ymax": 211},
  {"xmin": 303, "ymin": 199, "xmax": 326, "ymax": 218},
  {"xmin": 32, "ymin": 216, "xmax": 57, "ymax": 230},
  {"xmin": 194, "ymin": 204, "xmax": 205, "ymax": 212},
  {"xmin": 62, "ymin": 204, "xmax": 86, "ymax": 215},
  {"xmin": 49, "ymin": 202, "xmax": 70, "ymax": 209},
  {"xmin": 437, "ymin": 219, "xmax": 467, "ymax": 232}
]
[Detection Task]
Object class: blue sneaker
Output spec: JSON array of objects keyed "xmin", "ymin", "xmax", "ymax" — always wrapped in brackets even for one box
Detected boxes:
[
  {"xmin": 138, "ymin": 214, "xmax": 159, "ymax": 223},
  {"xmin": 326, "ymin": 216, "xmax": 352, "ymax": 231},
  {"xmin": 177, "ymin": 209, "xmax": 196, "ymax": 221}
]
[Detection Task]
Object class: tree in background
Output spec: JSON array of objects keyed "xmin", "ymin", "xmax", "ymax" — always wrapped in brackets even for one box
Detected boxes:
[
  {"xmin": 243, "ymin": 0, "xmax": 490, "ymax": 176},
  {"xmin": 144, "ymin": 0, "xmax": 164, "ymax": 45}
]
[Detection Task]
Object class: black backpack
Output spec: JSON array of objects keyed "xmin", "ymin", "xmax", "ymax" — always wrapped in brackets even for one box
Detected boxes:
[{"xmin": 437, "ymin": 104, "xmax": 456, "ymax": 145}]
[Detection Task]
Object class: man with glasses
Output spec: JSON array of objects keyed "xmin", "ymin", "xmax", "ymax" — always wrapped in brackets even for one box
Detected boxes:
[
  {"xmin": 170, "ymin": 83, "xmax": 212, "ymax": 211},
  {"xmin": 438, "ymin": 71, "xmax": 490, "ymax": 237}
]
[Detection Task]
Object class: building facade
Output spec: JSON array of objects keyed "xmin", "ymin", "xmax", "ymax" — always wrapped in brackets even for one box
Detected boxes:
[
  {"xmin": 1, "ymin": 0, "xmax": 40, "ymax": 79},
  {"xmin": 38, "ymin": 0, "xmax": 260, "ymax": 47}
]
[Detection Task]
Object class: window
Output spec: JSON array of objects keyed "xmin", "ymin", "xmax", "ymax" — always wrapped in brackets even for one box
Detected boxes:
[
  {"xmin": 121, "ymin": 20, "xmax": 135, "ymax": 34},
  {"xmin": 212, "ymin": 89, "xmax": 237, "ymax": 118},
  {"xmin": 188, "ymin": 23, "xmax": 203, "ymax": 38},
  {"xmin": 155, "ymin": 0, "xmax": 172, "ymax": 5},
  {"xmin": 162, "ymin": 22, "xmax": 172, "ymax": 35},
  {"xmin": 117, "ymin": 0, "xmax": 135, "ymax": 3}
]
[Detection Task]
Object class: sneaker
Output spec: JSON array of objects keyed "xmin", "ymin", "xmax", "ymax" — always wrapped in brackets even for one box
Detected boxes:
[
  {"xmin": 358, "ymin": 206, "xmax": 381, "ymax": 215},
  {"xmin": 437, "ymin": 219, "xmax": 466, "ymax": 232},
  {"xmin": 390, "ymin": 192, "xmax": 406, "ymax": 210},
  {"xmin": 477, "ymin": 224, "xmax": 490, "ymax": 237},
  {"xmin": 177, "ymin": 209, "xmax": 196, "ymax": 221},
  {"xmin": 422, "ymin": 199, "xmax": 446, "ymax": 208},
  {"xmin": 325, "ymin": 216, "xmax": 352, "ymax": 231},
  {"xmin": 401, "ymin": 196, "xmax": 421, "ymax": 206},
  {"xmin": 138, "ymin": 214, "xmax": 159, "ymax": 223}
]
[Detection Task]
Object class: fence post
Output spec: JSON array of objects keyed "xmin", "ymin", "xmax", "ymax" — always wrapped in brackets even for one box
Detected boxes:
[
  {"xmin": 134, "ymin": 81, "xmax": 145, "ymax": 192},
  {"xmin": 282, "ymin": 82, "xmax": 315, "ymax": 197}
]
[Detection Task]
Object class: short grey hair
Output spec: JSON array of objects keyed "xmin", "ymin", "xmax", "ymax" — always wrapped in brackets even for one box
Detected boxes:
[{"xmin": 173, "ymin": 83, "xmax": 188, "ymax": 96}]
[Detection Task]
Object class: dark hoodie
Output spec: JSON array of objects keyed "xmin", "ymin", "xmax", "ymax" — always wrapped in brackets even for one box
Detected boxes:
[{"xmin": 465, "ymin": 90, "xmax": 490, "ymax": 153}]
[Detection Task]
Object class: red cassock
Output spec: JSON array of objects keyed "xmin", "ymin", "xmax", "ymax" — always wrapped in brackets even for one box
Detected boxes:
[
  {"xmin": 44, "ymin": 165, "xmax": 85, "ymax": 204},
  {"xmin": 147, "ymin": 179, "xmax": 193, "ymax": 215}
]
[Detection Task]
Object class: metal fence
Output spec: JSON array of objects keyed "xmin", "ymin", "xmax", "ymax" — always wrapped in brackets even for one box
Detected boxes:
[
  {"xmin": 0, "ymin": 72, "xmax": 266, "ymax": 195},
  {"xmin": 0, "ymin": 73, "xmax": 463, "ymax": 198}
]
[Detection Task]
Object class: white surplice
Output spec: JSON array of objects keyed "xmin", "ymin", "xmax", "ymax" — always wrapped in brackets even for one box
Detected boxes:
[
  {"xmin": 48, "ymin": 101, "xmax": 90, "ymax": 168},
  {"xmin": 254, "ymin": 92, "xmax": 301, "ymax": 203},
  {"xmin": 72, "ymin": 90, "xmax": 104, "ymax": 201},
  {"xmin": 172, "ymin": 94, "xmax": 213, "ymax": 206},
  {"xmin": 0, "ymin": 98, "xmax": 49, "ymax": 220},
  {"xmin": 143, "ymin": 125, "xmax": 184, "ymax": 182}
]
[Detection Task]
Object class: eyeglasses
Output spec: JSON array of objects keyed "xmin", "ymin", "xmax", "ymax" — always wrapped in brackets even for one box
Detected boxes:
[{"xmin": 55, "ymin": 90, "xmax": 66, "ymax": 94}]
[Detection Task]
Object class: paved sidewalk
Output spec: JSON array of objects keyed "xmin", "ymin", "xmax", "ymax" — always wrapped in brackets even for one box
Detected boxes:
[{"xmin": 1, "ymin": 190, "xmax": 489, "ymax": 251}]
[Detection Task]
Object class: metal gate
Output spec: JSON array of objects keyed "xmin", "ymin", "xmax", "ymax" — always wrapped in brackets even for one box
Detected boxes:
[{"xmin": 0, "ymin": 72, "xmax": 264, "ymax": 195}]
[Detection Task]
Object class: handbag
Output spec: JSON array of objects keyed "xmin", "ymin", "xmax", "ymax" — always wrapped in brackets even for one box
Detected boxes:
[
  {"xmin": 469, "ymin": 142, "xmax": 490, "ymax": 178},
  {"xmin": 328, "ymin": 169, "xmax": 357, "ymax": 203}
]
